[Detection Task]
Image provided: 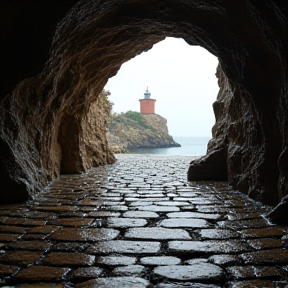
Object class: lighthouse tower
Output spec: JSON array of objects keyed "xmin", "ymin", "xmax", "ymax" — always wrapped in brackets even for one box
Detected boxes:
[{"xmin": 139, "ymin": 87, "xmax": 156, "ymax": 114}]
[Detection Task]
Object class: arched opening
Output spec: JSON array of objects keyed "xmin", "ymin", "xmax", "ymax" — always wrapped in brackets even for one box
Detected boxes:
[
  {"xmin": 105, "ymin": 37, "xmax": 219, "ymax": 155},
  {"xmin": 0, "ymin": 1, "xmax": 287, "ymax": 222}
]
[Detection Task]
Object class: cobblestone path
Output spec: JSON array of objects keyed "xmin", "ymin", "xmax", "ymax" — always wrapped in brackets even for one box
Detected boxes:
[{"xmin": 0, "ymin": 155, "xmax": 288, "ymax": 287}]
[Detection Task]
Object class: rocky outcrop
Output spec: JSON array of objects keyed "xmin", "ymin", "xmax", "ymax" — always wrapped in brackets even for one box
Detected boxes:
[
  {"xmin": 80, "ymin": 92, "xmax": 116, "ymax": 169},
  {"xmin": 267, "ymin": 195, "xmax": 288, "ymax": 225},
  {"xmin": 0, "ymin": 81, "xmax": 115, "ymax": 203},
  {"xmin": 0, "ymin": 1, "xmax": 288, "ymax": 223},
  {"xmin": 107, "ymin": 112, "xmax": 180, "ymax": 151},
  {"xmin": 188, "ymin": 62, "xmax": 283, "ymax": 206},
  {"xmin": 188, "ymin": 147, "xmax": 228, "ymax": 181}
]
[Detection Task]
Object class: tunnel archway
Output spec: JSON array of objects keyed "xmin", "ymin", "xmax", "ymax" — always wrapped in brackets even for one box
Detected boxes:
[
  {"xmin": 106, "ymin": 37, "xmax": 219, "ymax": 139},
  {"xmin": 0, "ymin": 1, "xmax": 287, "ymax": 222}
]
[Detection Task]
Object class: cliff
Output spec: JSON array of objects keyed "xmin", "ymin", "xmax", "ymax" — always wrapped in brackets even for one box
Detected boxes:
[{"xmin": 107, "ymin": 111, "xmax": 180, "ymax": 152}]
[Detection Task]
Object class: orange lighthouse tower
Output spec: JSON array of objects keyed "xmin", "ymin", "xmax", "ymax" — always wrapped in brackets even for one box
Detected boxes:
[{"xmin": 139, "ymin": 87, "xmax": 156, "ymax": 114}]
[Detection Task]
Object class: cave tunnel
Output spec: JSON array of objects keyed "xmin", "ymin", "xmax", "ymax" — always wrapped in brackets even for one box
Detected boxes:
[{"xmin": 0, "ymin": 0, "xmax": 288, "ymax": 223}]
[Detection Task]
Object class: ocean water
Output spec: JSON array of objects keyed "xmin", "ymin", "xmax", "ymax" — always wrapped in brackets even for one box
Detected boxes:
[{"xmin": 127, "ymin": 136, "xmax": 210, "ymax": 156}]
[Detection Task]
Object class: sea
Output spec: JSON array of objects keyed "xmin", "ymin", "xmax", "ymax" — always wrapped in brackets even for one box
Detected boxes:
[{"xmin": 127, "ymin": 136, "xmax": 210, "ymax": 156}]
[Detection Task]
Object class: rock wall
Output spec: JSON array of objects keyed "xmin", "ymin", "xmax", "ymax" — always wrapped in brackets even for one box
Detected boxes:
[
  {"xmin": 0, "ymin": 0, "xmax": 288, "ymax": 222},
  {"xmin": 0, "ymin": 76, "xmax": 115, "ymax": 203},
  {"xmin": 107, "ymin": 112, "xmax": 180, "ymax": 151},
  {"xmin": 189, "ymin": 61, "xmax": 284, "ymax": 206}
]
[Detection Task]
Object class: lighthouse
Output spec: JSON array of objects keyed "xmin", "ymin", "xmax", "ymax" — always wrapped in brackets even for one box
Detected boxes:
[{"xmin": 139, "ymin": 87, "xmax": 156, "ymax": 114}]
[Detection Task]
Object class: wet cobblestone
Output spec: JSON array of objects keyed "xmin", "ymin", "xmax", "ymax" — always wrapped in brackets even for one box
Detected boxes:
[{"xmin": 0, "ymin": 154, "xmax": 287, "ymax": 287}]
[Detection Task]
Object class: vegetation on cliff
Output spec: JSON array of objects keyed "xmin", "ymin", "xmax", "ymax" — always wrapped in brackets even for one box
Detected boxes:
[
  {"xmin": 122, "ymin": 111, "xmax": 154, "ymax": 130},
  {"xmin": 106, "ymin": 110, "xmax": 180, "ymax": 153}
]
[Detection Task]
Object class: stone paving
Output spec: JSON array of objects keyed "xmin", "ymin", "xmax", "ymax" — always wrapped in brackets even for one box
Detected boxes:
[{"xmin": 0, "ymin": 154, "xmax": 288, "ymax": 287}]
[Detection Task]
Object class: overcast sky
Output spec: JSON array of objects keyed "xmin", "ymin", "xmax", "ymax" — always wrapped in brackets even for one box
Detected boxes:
[{"xmin": 105, "ymin": 37, "xmax": 219, "ymax": 137}]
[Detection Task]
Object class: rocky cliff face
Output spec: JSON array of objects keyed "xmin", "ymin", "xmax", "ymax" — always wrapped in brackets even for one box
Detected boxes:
[
  {"xmin": 188, "ymin": 62, "xmax": 288, "ymax": 222},
  {"xmin": 189, "ymin": 62, "xmax": 284, "ymax": 205},
  {"xmin": 107, "ymin": 112, "xmax": 180, "ymax": 152},
  {"xmin": 0, "ymin": 1, "xmax": 288, "ymax": 222},
  {"xmin": 0, "ymin": 80, "xmax": 115, "ymax": 203}
]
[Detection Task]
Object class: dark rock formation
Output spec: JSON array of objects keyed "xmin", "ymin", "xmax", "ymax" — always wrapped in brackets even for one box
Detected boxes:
[
  {"xmin": 0, "ymin": 1, "xmax": 288, "ymax": 223},
  {"xmin": 188, "ymin": 147, "xmax": 228, "ymax": 181},
  {"xmin": 107, "ymin": 112, "xmax": 180, "ymax": 152},
  {"xmin": 188, "ymin": 61, "xmax": 284, "ymax": 206},
  {"xmin": 267, "ymin": 195, "xmax": 288, "ymax": 225}
]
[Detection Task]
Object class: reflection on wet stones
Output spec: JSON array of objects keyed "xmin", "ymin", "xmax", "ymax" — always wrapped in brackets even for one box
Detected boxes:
[
  {"xmin": 200, "ymin": 229, "xmax": 239, "ymax": 239},
  {"xmin": 140, "ymin": 256, "xmax": 181, "ymax": 266},
  {"xmin": 168, "ymin": 240, "xmax": 251, "ymax": 254},
  {"xmin": 136, "ymin": 205, "xmax": 180, "ymax": 212},
  {"xmin": 153, "ymin": 263, "xmax": 224, "ymax": 281},
  {"xmin": 166, "ymin": 211, "xmax": 221, "ymax": 220},
  {"xmin": 240, "ymin": 248, "xmax": 288, "ymax": 264},
  {"xmin": 106, "ymin": 217, "xmax": 147, "ymax": 228},
  {"xmin": 209, "ymin": 254, "xmax": 240, "ymax": 266},
  {"xmin": 71, "ymin": 267, "xmax": 103, "ymax": 282},
  {"xmin": 124, "ymin": 227, "xmax": 191, "ymax": 240},
  {"xmin": 113, "ymin": 265, "xmax": 145, "ymax": 276},
  {"xmin": 0, "ymin": 155, "xmax": 287, "ymax": 287},
  {"xmin": 51, "ymin": 228, "xmax": 120, "ymax": 241},
  {"xmin": 159, "ymin": 218, "xmax": 210, "ymax": 228},
  {"xmin": 122, "ymin": 211, "xmax": 159, "ymax": 218},
  {"xmin": 87, "ymin": 240, "xmax": 161, "ymax": 254},
  {"xmin": 96, "ymin": 255, "xmax": 137, "ymax": 266}
]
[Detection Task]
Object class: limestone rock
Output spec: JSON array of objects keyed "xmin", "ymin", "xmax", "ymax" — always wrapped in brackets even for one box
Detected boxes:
[{"xmin": 107, "ymin": 112, "xmax": 180, "ymax": 151}]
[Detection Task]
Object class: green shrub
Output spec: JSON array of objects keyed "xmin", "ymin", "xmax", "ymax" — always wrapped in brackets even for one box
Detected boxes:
[{"xmin": 124, "ymin": 111, "xmax": 152, "ymax": 129}]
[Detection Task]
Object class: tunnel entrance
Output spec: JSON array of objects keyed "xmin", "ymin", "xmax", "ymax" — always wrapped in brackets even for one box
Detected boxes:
[
  {"xmin": 105, "ymin": 37, "xmax": 219, "ymax": 156},
  {"xmin": 0, "ymin": 1, "xmax": 287, "ymax": 222}
]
